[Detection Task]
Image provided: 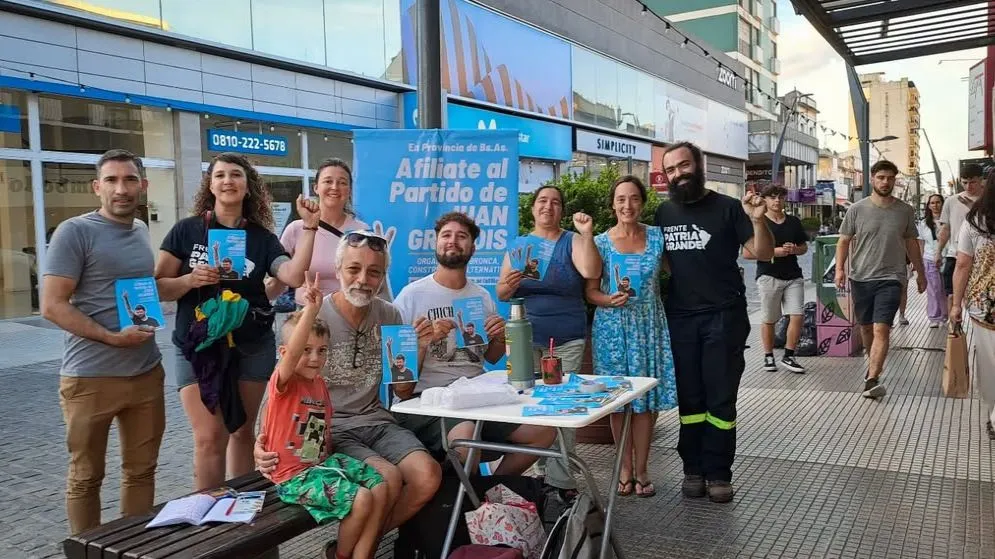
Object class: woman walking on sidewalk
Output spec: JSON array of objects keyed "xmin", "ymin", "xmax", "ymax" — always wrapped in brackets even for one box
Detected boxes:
[
  {"xmin": 951, "ymin": 174, "xmax": 995, "ymax": 437},
  {"xmin": 918, "ymin": 194, "xmax": 948, "ymax": 328}
]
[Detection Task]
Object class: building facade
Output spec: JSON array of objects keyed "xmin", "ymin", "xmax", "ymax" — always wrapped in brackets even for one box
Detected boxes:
[
  {"xmin": 848, "ymin": 72, "xmax": 921, "ymax": 197},
  {"xmin": 0, "ymin": 0, "xmax": 748, "ymax": 319},
  {"xmin": 653, "ymin": 0, "xmax": 780, "ymax": 121}
]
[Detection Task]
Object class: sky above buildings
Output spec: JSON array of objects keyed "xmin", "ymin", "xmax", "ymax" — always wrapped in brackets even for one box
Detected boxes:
[{"xmin": 776, "ymin": 0, "xmax": 984, "ymax": 190}]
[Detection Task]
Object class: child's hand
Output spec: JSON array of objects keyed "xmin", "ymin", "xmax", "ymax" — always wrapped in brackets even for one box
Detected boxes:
[{"xmin": 302, "ymin": 271, "xmax": 322, "ymax": 310}]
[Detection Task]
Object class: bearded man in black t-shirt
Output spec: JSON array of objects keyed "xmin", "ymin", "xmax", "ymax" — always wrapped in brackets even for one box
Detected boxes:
[{"xmin": 655, "ymin": 142, "xmax": 775, "ymax": 504}]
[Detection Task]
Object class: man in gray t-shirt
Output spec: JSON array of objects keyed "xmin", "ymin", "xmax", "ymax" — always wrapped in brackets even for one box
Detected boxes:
[
  {"xmin": 41, "ymin": 150, "xmax": 165, "ymax": 535},
  {"xmin": 836, "ymin": 160, "xmax": 926, "ymax": 400},
  {"xmin": 255, "ymin": 235, "xmax": 442, "ymax": 534}
]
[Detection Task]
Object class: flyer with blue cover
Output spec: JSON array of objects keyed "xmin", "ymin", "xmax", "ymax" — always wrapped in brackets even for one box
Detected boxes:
[
  {"xmin": 610, "ymin": 254, "xmax": 642, "ymax": 300},
  {"xmin": 453, "ymin": 296, "xmax": 489, "ymax": 348},
  {"xmin": 508, "ymin": 235, "xmax": 554, "ymax": 281},
  {"xmin": 207, "ymin": 229, "xmax": 247, "ymax": 280},
  {"xmin": 380, "ymin": 325, "xmax": 418, "ymax": 384},
  {"xmin": 114, "ymin": 277, "xmax": 165, "ymax": 330}
]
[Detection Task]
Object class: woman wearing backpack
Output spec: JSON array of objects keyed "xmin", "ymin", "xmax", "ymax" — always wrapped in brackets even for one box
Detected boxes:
[{"xmin": 156, "ymin": 152, "xmax": 318, "ymax": 490}]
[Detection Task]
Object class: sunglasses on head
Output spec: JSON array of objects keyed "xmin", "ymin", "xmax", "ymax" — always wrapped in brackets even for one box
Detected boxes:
[{"xmin": 344, "ymin": 230, "xmax": 388, "ymax": 252}]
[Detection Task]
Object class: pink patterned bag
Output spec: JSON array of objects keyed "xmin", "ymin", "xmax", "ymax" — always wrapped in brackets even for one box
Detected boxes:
[{"xmin": 464, "ymin": 484, "xmax": 546, "ymax": 559}]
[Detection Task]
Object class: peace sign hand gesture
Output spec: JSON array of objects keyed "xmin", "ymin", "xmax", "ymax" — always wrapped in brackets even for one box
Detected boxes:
[{"xmin": 302, "ymin": 271, "xmax": 323, "ymax": 311}]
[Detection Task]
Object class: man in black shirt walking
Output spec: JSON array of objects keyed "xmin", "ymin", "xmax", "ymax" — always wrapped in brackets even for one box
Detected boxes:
[
  {"xmin": 656, "ymin": 142, "xmax": 774, "ymax": 503},
  {"xmin": 744, "ymin": 185, "xmax": 808, "ymax": 374}
]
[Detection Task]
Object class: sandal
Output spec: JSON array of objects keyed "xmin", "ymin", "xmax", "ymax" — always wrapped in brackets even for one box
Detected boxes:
[
  {"xmin": 616, "ymin": 478, "xmax": 634, "ymax": 496},
  {"xmin": 635, "ymin": 479, "xmax": 657, "ymax": 498}
]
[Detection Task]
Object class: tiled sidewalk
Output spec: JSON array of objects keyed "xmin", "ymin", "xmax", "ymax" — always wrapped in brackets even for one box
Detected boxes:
[{"xmin": 1, "ymin": 290, "xmax": 991, "ymax": 558}]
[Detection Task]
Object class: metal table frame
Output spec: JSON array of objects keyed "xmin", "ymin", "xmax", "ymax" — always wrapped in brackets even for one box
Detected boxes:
[{"xmin": 438, "ymin": 405, "xmax": 632, "ymax": 559}]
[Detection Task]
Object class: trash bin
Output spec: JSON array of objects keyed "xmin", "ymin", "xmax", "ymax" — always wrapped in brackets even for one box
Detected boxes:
[{"xmin": 812, "ymin": 235, "xmax": 863, "ymax": 357}]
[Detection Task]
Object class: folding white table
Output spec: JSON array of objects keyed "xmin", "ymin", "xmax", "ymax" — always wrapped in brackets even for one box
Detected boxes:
[{"xmin": 391, "ymin": 372, "xmax": 659, "ymax": 559}]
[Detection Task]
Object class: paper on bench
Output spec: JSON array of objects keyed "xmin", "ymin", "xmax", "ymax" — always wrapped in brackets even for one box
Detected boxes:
[
  {"xmin": 420, "ymin": 376, "xmax": 520, "ymax": 409},
  {"xmin": 146, "ymin": 491, "xmax": 265, "ymax": 528}
]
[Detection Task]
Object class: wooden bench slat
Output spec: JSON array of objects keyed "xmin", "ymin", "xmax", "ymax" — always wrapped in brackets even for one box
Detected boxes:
[
  {"xmin": 119, "ymin": 489, "xmax": 287, "ymax": 559},
  {"xmin": 155, "ymin": 504, "xmax": 319, "ymax": 559}
]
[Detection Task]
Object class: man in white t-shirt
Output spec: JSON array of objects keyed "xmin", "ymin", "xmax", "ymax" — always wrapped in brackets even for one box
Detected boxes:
[
  {"xmin": 392, "ymin": 212, "xmax": 556, "ymax": 477},
  {"xmin": 938, "ymin": 164, "xmax": 984, "ymax": 309}
]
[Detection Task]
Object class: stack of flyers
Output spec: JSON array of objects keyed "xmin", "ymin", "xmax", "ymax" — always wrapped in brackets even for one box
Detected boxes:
[
  {"xmin": 610, "ymin": 254, "xmax": 642, "ymax": 300},
  {"xmin": 381, "ymin": 325, "xmax": 418, "ymax": 384},
  {"xmin": 452, "ymin": 297, "xmax": 489, "ymax": 348},
  {"xmin": 208, "ymin": 229, "xmax": 247, "ymax": 280},
  {"xmin": 508, "ymin": 235, "xmax": 554, "ymax": 281},
  {"xmin": 115, "ymin": 277, "xmax": 165, "ymax": 330},
  {"xmin": 523, "ymin": 405, "xmax": 590, "ymax": 417}
]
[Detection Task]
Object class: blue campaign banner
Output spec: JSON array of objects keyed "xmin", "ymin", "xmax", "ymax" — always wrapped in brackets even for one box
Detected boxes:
[
  {"xmin": 0, "ymin": 104, "xmax": 20, "ymax": 133},
  {"xmin": 353, "ymin": 128, "xmax": 518, "ymax": 309},
  {"xmin": 206, "ymin": 129, "xmax": 289, "ymax": 156}
]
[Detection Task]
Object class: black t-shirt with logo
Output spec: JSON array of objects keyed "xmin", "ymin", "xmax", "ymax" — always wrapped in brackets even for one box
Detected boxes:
[
  {"xmin": 160, "ymin": 215, "xmax": 289, "ymax": 346},
  {"xmin": 655, "ymin": 192, "xmax": 753, "ymax": 316},
  {"xmin": 755, "ymin": 215, "xmax": 809, "ymax": 281}
]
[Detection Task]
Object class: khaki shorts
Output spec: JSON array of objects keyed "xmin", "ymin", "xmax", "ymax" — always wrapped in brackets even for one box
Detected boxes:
[{"xmin": 757, "ymin": 276, "xmax": 805, "ymax": 324}]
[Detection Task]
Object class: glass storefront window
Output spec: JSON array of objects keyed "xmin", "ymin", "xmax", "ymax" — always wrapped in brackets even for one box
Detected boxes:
[
  {"xmin": 39, "ymin": 96, "xmax": 174, "ymax": 159},
  {"xmin": 306, "ymin": 130, "xmax": 353, "ymax": 173},
  {"xmin": 200, "ymin": 116, "xmax": 303, "ymax": 168},
  {"xmin": 326, "ymin": 0, "xmax": 401, "ymax": 80},
  {"xmin": 0, "ymin": 90, "xmax": 28, "ymax": 150},
  {"xmin": 161, "ymin": 0, "xmax": 251, "ymax": 49},
  {"xmin": 594, "ymin": 55, "xmax": 619, "ymax": 130},
  {"xmin": 40, "ymin": 0, "xmax": 162, "ymax": 28},
  {"xmin": 617, "ymin": 65, "xmax": 639, "ymax": 135},
  {"xmin": 0, "ymin": 160, "xmax": 35, "ymax": 318},
  {"xmin": 41, "ymin": 163, "xmax": 177, "ymax": 261},
  {"xmin": 251, "ymin": 0, "xmax": 325, "ymax": 65},
  {"xmin": 263, "ymin": 175, "xmax": 305, "ymax": 235},
  {"xmin": 571, "ymin": 47, "xmax": 599, "ymax": 127}
]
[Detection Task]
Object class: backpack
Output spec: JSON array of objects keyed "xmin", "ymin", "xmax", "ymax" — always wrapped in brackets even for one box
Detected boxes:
[{"xmin": 539, "ymin": 494, "xmax": 615, "ymax": 559}]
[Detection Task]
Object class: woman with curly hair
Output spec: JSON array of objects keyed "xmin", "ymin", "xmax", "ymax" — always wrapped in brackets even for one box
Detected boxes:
[
  {"xmin": 155, "ymin": 152, "xmax": 319, "ymax": 490},
  {"xmin": 951, "ymin": 172, "xmax": 995, "ymax": 438}
]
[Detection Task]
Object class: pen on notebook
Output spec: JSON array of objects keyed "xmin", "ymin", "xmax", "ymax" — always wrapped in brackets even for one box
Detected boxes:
[{"xmin": 225, "ymin": 498, "xmax": 237, "ymax": 516}]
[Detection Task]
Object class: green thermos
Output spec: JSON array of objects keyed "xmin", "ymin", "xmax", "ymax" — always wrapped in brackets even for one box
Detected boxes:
[{"xmin": 506, "ymin": 298, "xmax": 535, "ymax": 390}]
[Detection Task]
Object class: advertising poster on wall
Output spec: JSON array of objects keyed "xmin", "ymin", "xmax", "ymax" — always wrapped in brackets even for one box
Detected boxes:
[
  {"xmin": 399, "ymin": 0, "xmax": 572, "ymax": 119},
  {"xmin": 352, "ymin": 128, "xmax": 519, "ymax": 305},
  {"xmin": 969, "ymin": 61, "xmax": 986, "ymax": 151}
]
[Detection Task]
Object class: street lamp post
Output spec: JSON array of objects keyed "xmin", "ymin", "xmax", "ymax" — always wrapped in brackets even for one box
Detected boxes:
[{"xmin": 771, "ymin": 91, "xmax": 813, "ymax": 188}]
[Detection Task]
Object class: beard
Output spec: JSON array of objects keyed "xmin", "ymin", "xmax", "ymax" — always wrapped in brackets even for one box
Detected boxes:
[
  {"xmin": 436, "ymin": 247, "xmax": 473, "ymax": 269},
  {"xmin": 668, "ymin": 171, "xmax": 706, "ymax": 204},
  {"xmin": 873, "ymin": 184, "xmax": 894, "ymax": 197},
  {"xmin": 341, "ymin": 279, "xmax": 374, "ymax": 307}
]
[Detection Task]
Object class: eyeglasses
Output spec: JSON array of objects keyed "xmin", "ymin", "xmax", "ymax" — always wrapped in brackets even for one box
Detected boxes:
[
  {"xmin": 352, "ymin": 329, "xmax": 369, "ymax": 369},
  {"xmin": 345, "ymin": 231, "xmax": 388, "ymax": 252}
]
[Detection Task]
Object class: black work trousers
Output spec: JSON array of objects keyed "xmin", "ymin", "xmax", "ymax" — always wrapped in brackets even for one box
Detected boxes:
[{"xmin": 667, "ymin": 304, "xmax": 750, "ymax": 482}]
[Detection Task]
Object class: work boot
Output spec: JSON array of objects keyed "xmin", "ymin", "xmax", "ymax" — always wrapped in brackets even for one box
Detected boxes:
[
  {"xmin": 681, "ymin": 475, "xmax": 705, "ymax": 498},
  {"xmin": 706, "ymin": 480, "xmax": 735, "ymax": 503}
]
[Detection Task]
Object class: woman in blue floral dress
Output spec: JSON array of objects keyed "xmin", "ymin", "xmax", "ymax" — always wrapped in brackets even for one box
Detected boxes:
[{"xmin": 587, "ymin": 175, "xmax": 677, "ymax": 498}]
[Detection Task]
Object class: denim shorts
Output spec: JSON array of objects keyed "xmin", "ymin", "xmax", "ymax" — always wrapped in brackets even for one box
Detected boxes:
[{"xmin": 171, "ymin": 332, "xmax": 276, "ymax": 390}]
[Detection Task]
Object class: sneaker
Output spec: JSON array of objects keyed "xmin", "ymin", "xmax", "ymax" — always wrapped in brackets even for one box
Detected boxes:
[
  {"xmin": 706, "ymin": 480, "xmax": 735, "ymax": 503},
  {"xmin": 763, "ymin": 355, "xmax": 777, "ymax": 372},
  {"xmin": 780, "ymin": 355, "xmax": 806, "ymax": 374},
  {"xmin": 862, "ymin": 377, "xmax": 887, "ymax": 399},
  {"xmin": 929, "ymin": 322, "xmax": 940, "ymax": 329},
  {"xmin": 986, "ymin": 421, "xmax": 995, "ymax": 441},
  {"xmin": 681, "ymin": 475, "xmax": 706, "ymax": 498},
  {"xmin": 899, "ymin": 316, "xmax": 910, "ymax": 326}
]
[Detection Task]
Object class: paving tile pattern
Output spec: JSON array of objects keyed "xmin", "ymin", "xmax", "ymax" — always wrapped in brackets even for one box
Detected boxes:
[{"xmin": 1, "ymin": 290, "xmax": 992, "ymax": 558}]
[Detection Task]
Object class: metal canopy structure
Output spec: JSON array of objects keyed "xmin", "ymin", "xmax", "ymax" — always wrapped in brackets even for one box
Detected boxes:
[{"xmin": 792, "ymin": 1, "xmax": 995, "ymax": 66}]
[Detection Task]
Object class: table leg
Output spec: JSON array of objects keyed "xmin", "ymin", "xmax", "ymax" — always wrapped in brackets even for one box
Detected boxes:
[
  {"xmin": 600, "ymin": 405, "xmax": 632, "ymax": 559},
  {"xmin": 441, "ymin": 420, "xmax": 484, "ymax": 559}
]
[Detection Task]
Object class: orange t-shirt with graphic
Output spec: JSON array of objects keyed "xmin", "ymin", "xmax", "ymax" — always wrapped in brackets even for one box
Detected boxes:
[{"xmin": 261, "ymin": 371, "xmax": 333, "ymax": 485}]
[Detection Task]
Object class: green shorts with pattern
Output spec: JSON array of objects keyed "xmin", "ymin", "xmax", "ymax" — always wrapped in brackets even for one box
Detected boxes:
[{"xmin": 276, "ymin": 453, "xmax": 383, "ymax": 524}]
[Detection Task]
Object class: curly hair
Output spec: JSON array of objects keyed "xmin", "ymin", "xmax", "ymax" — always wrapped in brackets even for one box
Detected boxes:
[{"xmin": 193, "ymin": 152, "xmax": 274, "ymax": 230}]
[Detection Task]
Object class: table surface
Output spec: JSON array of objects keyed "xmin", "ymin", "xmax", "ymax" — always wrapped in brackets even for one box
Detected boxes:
[{"xmin": 390, "ymin": 372, "xmax": 659, "ymax": 428}]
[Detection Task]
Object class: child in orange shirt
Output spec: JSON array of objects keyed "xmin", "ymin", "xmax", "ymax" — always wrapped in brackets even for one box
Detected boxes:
[{"xmin": 262, "ymin": 273, "xmax": 388, "ymax": 559}]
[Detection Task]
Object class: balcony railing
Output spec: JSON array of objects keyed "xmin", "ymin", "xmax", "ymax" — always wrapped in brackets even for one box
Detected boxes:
[
  {"xmin": 752, "ymin": 45, "xmax": 764, "ymax": 62},
  {"xmin": 770, "ymin": 57, "xmax": 781, "ymax": 74}
]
